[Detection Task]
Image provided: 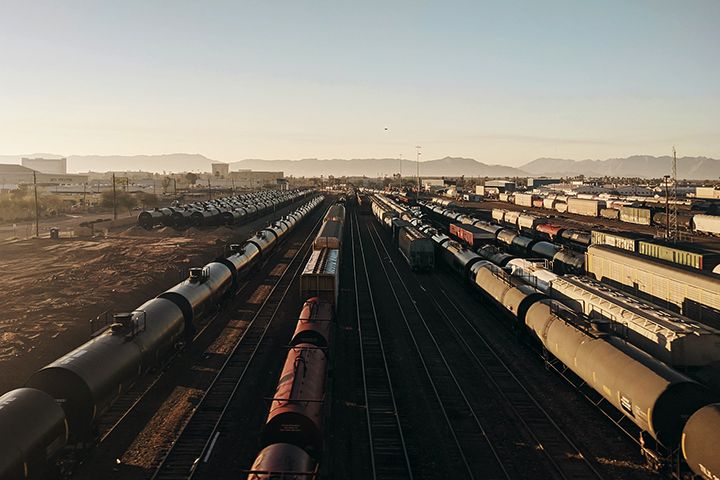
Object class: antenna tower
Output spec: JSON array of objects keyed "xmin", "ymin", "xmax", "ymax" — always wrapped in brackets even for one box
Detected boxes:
[{"xmin": 670, "ymin": 147, "xmax": 678, "ymax": 241}]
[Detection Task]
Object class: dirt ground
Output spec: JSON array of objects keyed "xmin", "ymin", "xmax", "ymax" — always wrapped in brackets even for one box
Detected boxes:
[{"xmin": 0, "ymin": 201, "xmax": 307, "ymax": 395}]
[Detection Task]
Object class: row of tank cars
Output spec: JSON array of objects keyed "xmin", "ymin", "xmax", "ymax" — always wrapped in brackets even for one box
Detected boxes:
[
  {"xmin": 246, "ymin": 198, "xmax": 347, "ymax": 478},
  {"xmin": 425, "ymin": 200, "xmax": 720, "ymax": 329},
  {"xmin": 0, "ymin": 195, "xmax": 325, "ymax": 480},
  {"xmin": 434, "ymin": 192, "xmax": 720, "ymax": 235},
  {"xmin": 137, "ymin": 189, "xmax": 312, "ymax": 230},
  {"xmin": 369, "ymin": 193, "xmax": 720, "ymax": 480},
  {"xmin": 423, "ymin": 202, "xmax": 587, "ymax": 274}
]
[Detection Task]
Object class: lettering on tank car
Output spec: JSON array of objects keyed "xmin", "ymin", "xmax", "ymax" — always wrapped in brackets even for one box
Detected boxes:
[
  {"xmin": 698, "ymin": 464, "xmax": 720, "ymax": 480},
  {"xmin": 280, "ymin": 424, "xmax": 302, "ymax": 432},
  {"xmin": 603, "ymin": 385, "xmax": 612, "ymax": 396},
  {"xmin": 620, "ymin": 394, "xmax": 634, "ymax": 416},
  {"xmin": 633, "ymin": 406, "xmax": 647, "ymax": 422}
]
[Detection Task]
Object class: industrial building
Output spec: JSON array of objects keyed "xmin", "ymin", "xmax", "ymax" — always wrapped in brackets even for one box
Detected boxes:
[
  {"xmin": 21, "ymin": 157, "xmax": 67, "ymax": 174},
  {"xmin": 527, "ymin": 178, "xmax": 560, "ymax": 188},
  {"xmin": 0, "ymin": 164, "xmax": 88, "ymax": 186},
  {"xmin": 228, "ymin": 170, "xmax": 284, "ymax": 189},
  {"xmin": 485, "ymin": 180, "xmax": 516, "ymax": 192},
  {"xmin": 696, "ymin": 186, "xmax": 720, "ymax": 199},
  {"xmin": 211, "ymin": 162, "xmax": 230, "ymax": 177}
]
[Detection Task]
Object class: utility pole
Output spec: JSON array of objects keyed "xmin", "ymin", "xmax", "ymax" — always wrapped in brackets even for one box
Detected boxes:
[
  {"xmin": 83, "ymin": 182, "xmax": 87, "ymax": 211},
  {"xmin": 399, "ymin": 154, "xmax": 403, "ymax": 187},
  {"xmin": 664, "ymin": 175, "xmax": 670, "ymax": 239},
  {"xmin": 33, "ymin": 170, "xmax": 39, "ymax": 237},
  {"xmin": 670, "ymin": 147, "xmax": 678, "ymax": 241},
  {"xmin": 208, "ymin": 178, "xmax": 212, "ymax": 201},
  {"xmin": 173, "ymin": 178, "xmax": 177, "ymax": 195},
  {"xmin": 231, "ymin": 178, "xmax": 235, "ymax": 195},
  {"xmin": 112, "ymin": 172, "xmax": 117, "ymax": 220},
  {"xmin": 415, "ymin": 145, "xmax": 421, "ymax": 202}
]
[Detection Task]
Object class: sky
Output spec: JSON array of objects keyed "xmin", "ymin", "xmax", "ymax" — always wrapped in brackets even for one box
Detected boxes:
[{"xmin": 0, "ymin": 0, "xmax": 718, "ymax": 167}]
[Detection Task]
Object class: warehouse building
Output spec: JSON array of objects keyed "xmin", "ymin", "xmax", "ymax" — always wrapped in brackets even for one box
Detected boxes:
[
  {"xmin": 21, "ymin": 157, "xmax": 67, "ymax": 174},
  {"xmin": 211, "ymin": 162, "xmax": 230, "ymax": 177},
  {"xmin": 228, "ymin": 170, "xmax": 284, "ymax": 189},
  {"xmin": 527, "ymin": 178, "xmax": 560, "ymax": 188},
  {"xmin": 0, "ymin": 164, "xmax": 88, "ymax": 186},
  {"xmin": 696, "ymin": 186, "xmax": 720, "ymax": 199}
]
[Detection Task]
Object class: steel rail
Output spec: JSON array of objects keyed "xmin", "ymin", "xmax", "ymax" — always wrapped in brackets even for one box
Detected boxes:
[
  {"xmin": 350, "ymin": 211, "xmax": 413, "ymax": 480},
  {"xmin": 364, "ymin": 220, "xmax": 509, "ymax": 480}
]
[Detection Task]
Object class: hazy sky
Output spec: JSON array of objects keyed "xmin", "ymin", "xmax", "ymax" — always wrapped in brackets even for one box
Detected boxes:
[{"xmin": 1, "ymin": 1, "xmax": 718, "ymax": 167}]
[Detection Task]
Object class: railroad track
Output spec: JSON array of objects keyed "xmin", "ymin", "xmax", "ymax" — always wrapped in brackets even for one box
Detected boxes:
[
  {"xmin": 362, "ymin": 218, "xmax": 509, "ymax": 480},
  {"xmin": 349, "ymin": 212, "xmax": 413, "ymax": 480},
  {"xmin": 430, "ymin": 280, "xmax": 604, "ymax": 480},
  {"xmin": 95, "ymin": 286, "xmax": 247, "ymax": 444},
  {"xmin": 149, "ymin": 211, "xmax": 325, "ymax": 480},
  {"xmin": 369, "ymin": 221, "xmax": 605, "ymax": 480}
]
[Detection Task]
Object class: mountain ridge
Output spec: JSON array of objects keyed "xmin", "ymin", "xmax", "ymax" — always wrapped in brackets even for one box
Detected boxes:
[
  {"xmin": 1, "ymin": 153, "xmax": 718, "ymax": 179},
  {"xmin": 520, "ymin": 155, "xmax": 720, "ymax": 179}
]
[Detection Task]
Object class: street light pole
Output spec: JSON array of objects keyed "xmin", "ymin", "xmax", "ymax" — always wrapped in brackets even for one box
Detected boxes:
[
  {"xmin": 112, "ymin": 172, "xmax": 117, "ymax": 221},
  {"xmin": 415, "ymin": 145, "xmax": 421, "ymax": 202},
  {"xmin": 664, "ymin": 175, "xmax": 670, "ymax": 238},
  {"xmin": 33, "ymin": 170, "xmax": 39, "ymax": 237}
]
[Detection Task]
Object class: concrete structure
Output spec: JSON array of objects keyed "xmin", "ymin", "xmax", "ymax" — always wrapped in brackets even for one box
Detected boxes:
[
  {"xmin": 211, "ymin": 162, "xmax": 230, "ymax": 177},
  {"xmin": 696, "ymin": 187, "xmax": 720, "ymax": 199},
  {"xmin": 485, "ymin": 180, "xmax": 516, "ymax": 192},
  {"xmin": 527, "ymin": 178, "xmax": 560, "ymax": 188},
  {"xmin": 0, "ymin": 164, "xmax": 88, "ymax": 186},
  {"xmin": 228, "ymin": 170, "xmax": 284, "ymax": 189},
  {"xmin": 21, "ymin": 157, "xmax": 67, "ymax": 174}
]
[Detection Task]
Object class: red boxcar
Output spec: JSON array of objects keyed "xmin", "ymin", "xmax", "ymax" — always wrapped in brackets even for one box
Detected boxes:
[
  {"xmin": 535, "ymin": 223, "xmax": 565, "ymax": 240},
  {"xmin": 449, "ymin": 223, "xmax": 495, "ymax": 248}
]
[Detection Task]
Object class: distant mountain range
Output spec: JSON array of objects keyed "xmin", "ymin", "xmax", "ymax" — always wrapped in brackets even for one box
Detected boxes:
[
  {"xmin": 520, "ymin": 155, "xmax": 720, "ymax": 179},
  {"xmin": 1, "ymin": 153, "xmax": 719, "ymax": 179},
  {"xmin": 230, "ymin": 157, "xmax": 525, "ymax": 178}
]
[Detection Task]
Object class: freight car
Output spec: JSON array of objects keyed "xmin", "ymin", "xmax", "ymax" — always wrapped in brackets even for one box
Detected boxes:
[
  {"xmin": 0, "ymin": 195, "xmax": 325, "ymax": 479},
  {"xmin": 300, "ymin": 248, "xmax": 340, "ymax": 304},
  {"xmin": 549, "ymin": 275, "xmax": 720, "ymax": 368},
  {"xmin": 681, "ymin": 403, "xmax": 720, "ymax": 480},
  {"xmin": 314, "ymin": 220, "xmax": 343, "ymax": 250},
  {"xmin": 248, "ymin": 298, "xmax": 334, "ymax": 478},
  {"xmin": 0, "ymin": 388, "xmax": 68, "ymax": 480},
  {"xmin": 693, "ymin": 214, "xmax": 720, "ymax": 236},
  {"xmin": 261, "ymin": 343, "xmax": 327, "ymax": 455},
  {"xmin": 137, "ymin": 190, "xmax": 309, "ymax": 230},
  {"xmin": 449, "ymin": 223, "xmax": 494, "ymax": 248},
  {"xmin": 398, "ymin": 226, "xmax": 435, "ymax": 271},
  {"xmin": 585, "ymin": 245, "xmax": 720, "ymax": 328}
]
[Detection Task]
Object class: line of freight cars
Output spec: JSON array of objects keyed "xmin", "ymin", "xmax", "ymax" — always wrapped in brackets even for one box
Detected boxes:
[
  {"xmin": 491, "ymin": 206, "xmax": 720, "ymax": 274},
  {"xmin": 246, "ymin": 198, "xmax": 348, "ymax": 477},
  {"xmin": 137, "ymin": 189, "xmax": 310, "ymax": 230},
  {"xmin": 0, "ymin": 195, "xmax": 325, "ymax": 480},
  {"xmin": 429, "ymin": 229, "xmax": 720, "ymax": 479},
  {"xmin": 300, "ymin": 198, "xmax": 347, "ymax": 304},
  {"xmin": 382, "ymin": 195, "xmax": 720, "ymax": 478},
  {"xmin": 473, "ymin": 254, "xmax": 720, "ymax": 382},
  {"xmin": 423, "ymin": 202, "xmax": 586, "ymax": 274},
  {"xmin": 490, "ymin": 192, "xmax": 720, "ymax": 236},
  {"xmin": 435, "ymin": 202, "xmax": 720, "ymax": 329},
  {"xmin": 372, "ymin": 195, "xmax": 435, "ymax": 271},
  {"xmin": 246, "ymin": 297, "xmax": 333, "ymax": 479}
]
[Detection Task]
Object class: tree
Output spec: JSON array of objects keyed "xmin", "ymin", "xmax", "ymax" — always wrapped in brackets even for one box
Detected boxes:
[{"xmin": 185, "ymin": 172, "xmax": 198, "ymax": 185}]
